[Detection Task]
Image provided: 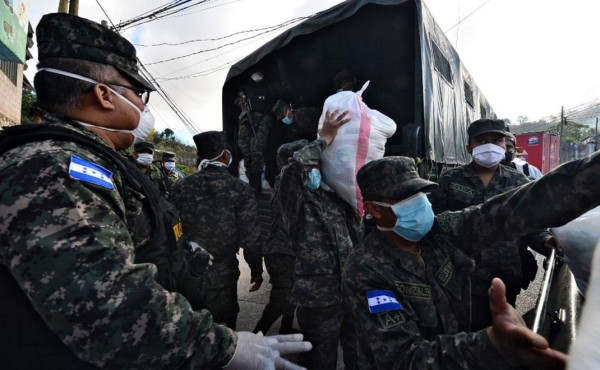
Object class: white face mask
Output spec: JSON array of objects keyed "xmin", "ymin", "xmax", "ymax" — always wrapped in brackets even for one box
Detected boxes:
[
  {"xmin": 250, "ymin": 72, "xmax": 263, "ymax": 82},
  {"xmin": 472, "ymin": 143, "xmax": 506, "ymax": 168},
  {"xmin": 136, "ymin": 153, "xmax": 153, "ymax": 167},
  {"xmin": 197, "ymin": 149, "xmax": 232, "ymax": 171},
  {"xmin": 164, "ymin": 161, "xmax": 176, "ymax": 171},
  {"xmin": 37, "ymin": 68, "xmax": 156, "ymax": 145}
]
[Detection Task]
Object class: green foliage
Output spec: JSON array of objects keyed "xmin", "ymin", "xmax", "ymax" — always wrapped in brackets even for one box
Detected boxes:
[
  {"xmin": 20, "ymin": 89, "xmax": 36, "ymax": 125},
  {"xmin": 152, "ymin": 129, "xmax": 197, "ymax": 175},
  {"xmin": 550, "ymin": 122, "xmax": 595, "ymax": 144}
]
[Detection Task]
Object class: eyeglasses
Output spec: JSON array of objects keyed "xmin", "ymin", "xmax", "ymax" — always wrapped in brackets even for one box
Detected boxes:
[{"xmin": 105, "ymin": 82, "xmax": 151, "ymax": 104}]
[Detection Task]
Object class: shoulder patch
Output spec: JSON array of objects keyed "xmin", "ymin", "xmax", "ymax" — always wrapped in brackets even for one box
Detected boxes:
[
  {"xmin": 435, "ymin": 258, "xmax": 454, "ymax": 287},
  {"xmin": 377, "ymin": 310, "xmax": 406, "ymax": 329},
  {"xmin": 367, "ymin": 290, "xmax": 403, "ymax": 314},
  {"xmin": 394, "ymin": 282, "xmax": 432, "ymax": 299},
  {"xmin": 449, "ymin": 183, "xmax": 475, "ymax": 197},
  {"xmin": 69, "ymin": 155, "xmax": 114, "ymax": 190}
]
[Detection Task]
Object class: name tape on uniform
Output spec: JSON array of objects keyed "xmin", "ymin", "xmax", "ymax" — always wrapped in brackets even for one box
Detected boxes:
[
  {"xmin": 69, "ymin": 155, "xmax": 114, "ymax": 190},
  {"xmin": 367, "ymin": 290, "xmax": 403, "ymax": 314}
]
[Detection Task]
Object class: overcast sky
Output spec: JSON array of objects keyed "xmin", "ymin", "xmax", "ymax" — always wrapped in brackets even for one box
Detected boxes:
[{"xmin": 26, "ymin": 0, "xmax": 600, "ymax": 144}]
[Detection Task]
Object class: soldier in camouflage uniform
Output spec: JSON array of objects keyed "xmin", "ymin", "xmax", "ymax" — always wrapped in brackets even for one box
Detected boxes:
[
  {"xmin": 343, "ymin": 153, "xmax": 600, "ymax": 369},
  {"xmin": 129, "ymin": 141, "xmax": 160, "ymax": 178},
  {"xmin": 150, "ymin": 151, "xmax": 184, "ymax": 198},
  {"xmin": 170, "ymin": 131, "xmax": 264, "ymax": 329},
  {"xmin": 0, "ymin": 13, "xmax": 309, "ymax": 370},
  {"xmin": 428, "ymin": 119, "xmax": 553, "ymax": 330},
  {"xmin": 278, "ymin": 112, "xmax": 362, "ymax": 370},
  {"xmin": 235, "ymin": 75, "xmax": 274, "ymax": 194},
  {"xmin": 253, "ymin": 140, "xmax": 308, "ymax": 335},
  {"xmin": 264, "ymin": 99, "xmax": 321, "ymax": 186}
]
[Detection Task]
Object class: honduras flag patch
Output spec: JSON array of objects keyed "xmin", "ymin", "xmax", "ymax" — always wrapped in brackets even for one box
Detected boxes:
[
  {"xmin": 69, "ymin": 155, "xmax": 114, "ymax": 190},
  {"xmin": 367, "ymin": 290, "xmax": 403, "ymax": 314}
]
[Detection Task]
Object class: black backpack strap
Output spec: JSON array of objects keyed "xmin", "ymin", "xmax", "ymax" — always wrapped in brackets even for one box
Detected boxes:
[
  {"xmin": 0, "ymin": 124, "xmax": 142, "ymax": 192},
  {"xmin": 523, "ymin": 163, "xmax": 530, "ymax": 177}
]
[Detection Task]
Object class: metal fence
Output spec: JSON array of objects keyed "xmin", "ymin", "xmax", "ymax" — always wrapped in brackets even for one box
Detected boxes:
[{"xmin": 560, "ymin": 141, "xmax": 598, "ymax": 163}]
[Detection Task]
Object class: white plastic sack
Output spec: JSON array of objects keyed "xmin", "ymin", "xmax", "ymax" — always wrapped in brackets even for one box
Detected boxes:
[
  {"xmin": 318, "ymin": 81, "xmax": 397, "ymax": 216},
  {"xmin": 552, "ymin": 206, "xmax": 600, "ymax": 296}
]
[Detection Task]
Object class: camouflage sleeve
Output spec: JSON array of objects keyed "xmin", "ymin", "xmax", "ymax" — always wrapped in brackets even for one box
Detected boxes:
[
  {"xmin": 243, "ymin": 249, "xmax": 264, "ymax": 277},
  {"xmin": 343, "ymin": 275, "xmax": 512, "ymax": 369},
  {"xmin": 236, "ymin": 182, "xmax": 262, "ymax": 254},
  {"xmin": 436, "ymin": 151, "xmax": 600, "ymax": 251},
  {"xmin": 427, "ymin": 172, "xmax": 450, "ymax": 214},
  {"xmin": 0, "ymin": 149, "xmax": 236, "ymax": 368}
]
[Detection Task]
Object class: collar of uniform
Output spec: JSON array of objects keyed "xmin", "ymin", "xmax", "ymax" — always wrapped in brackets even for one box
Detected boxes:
[
  {"xmin": 468, "ymin": 161, "xmax": 510, "ymax": 178},
  {"xmin": 369, "ymin": 230, "xmax": 430, "ymax": 280},
  {"xmin": 40, "ymin": 111, "xmax": 114, "ymax": 147}
]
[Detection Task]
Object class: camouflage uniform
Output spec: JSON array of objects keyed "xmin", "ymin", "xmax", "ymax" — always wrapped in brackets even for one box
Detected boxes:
[
  {"xmin": 264, "ymin": 102, "xmax": 320, "ymax": 187},
  {"xmin": 428, "ymin": 163, "xmax": 548, "ymax": 330},
  {"xmin": 0, "ymin": 118, "xmax": 236, "ymax": 369},
  {"xmin": 253, "ymin": 174, "xmax": 297, "ymax": 334},
  {"xmin": 238, "ymin": 111, "xmax": 273, "ymax": 188},
  {"xmin": 343, "ymin": 153, "xmax": 600, "ymax": 369},
  {"xmin": 150, "ymin": 164, "xmax": 184, "ymax": 198},
  {"xmin": 278, "ymin": 139, "xmax": 363, "ymax": 370},
  {"xmin": 170, "ymin": 164, "xmax": 263, "ymax": 329}
]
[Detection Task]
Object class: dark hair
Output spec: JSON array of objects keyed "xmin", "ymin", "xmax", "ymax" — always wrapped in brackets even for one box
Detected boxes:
[{"xmin": 34, "ymin": 57, "xmax": 125, "ymax": 114}]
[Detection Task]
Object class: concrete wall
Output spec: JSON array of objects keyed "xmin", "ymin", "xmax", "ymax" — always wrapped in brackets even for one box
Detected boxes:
[{"xmin": 0, "ymin": 62, "xmax": 24, "ymax": 127}]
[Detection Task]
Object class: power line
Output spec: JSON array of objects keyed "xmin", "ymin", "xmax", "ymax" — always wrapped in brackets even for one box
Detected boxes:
[
  {"xmin": 445, "ymin": 0, "xmax": 492, "ymax": 33},
  {"xmin": 117, "ymin": 0, "xmax": 217, "ymax": 31},
  {"xmin": 145, "ymin": 16, "xmax": 309, "ymax": 65},
  {"xmin": 135, "ymin": 16, "xmax": 308, "ymax": 47},
  {"xmin": 164, "ymin": 0, "xmax": 242, "ymax": 19}
]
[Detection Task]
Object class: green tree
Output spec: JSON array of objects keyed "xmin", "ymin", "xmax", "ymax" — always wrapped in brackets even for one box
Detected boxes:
[
  {"xmin": 550, "ymin": 122, "xmax": 595, "ymax": 144},
  {"xmin": 20, "ymin": 89, "xmax": 37, "ymax": 124}
]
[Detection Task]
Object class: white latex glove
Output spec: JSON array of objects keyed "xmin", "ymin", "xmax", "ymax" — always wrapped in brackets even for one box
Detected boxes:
[{"xmin": 223, "ymin": 332, "xmax": 312, "ymax": 370}]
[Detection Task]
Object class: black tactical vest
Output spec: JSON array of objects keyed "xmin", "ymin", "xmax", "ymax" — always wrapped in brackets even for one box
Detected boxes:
[{"xmin": 0, "ymin": 123, "xmax": 187, "ymax": 368}]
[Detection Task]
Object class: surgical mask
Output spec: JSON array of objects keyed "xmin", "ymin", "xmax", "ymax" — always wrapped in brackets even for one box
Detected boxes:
[
  {"xmin": 197, "ymin": 149, "xmax": 232, "ymax": 171},
  {"xmin": 251, "ymin": 72, "xmax": 263, "ymax": 82},
  {"xmin": 307, "ymin": 168, "xmax": 321, "ymax": 191},
  {"xmin": 136, "ymin": 153, "xmax": 153, "ymax": 166},
  {"xmin": 502, "ymin": 151, "xmax": 514, "ymax": 165},
  {"xmin": 282, "ymin": 116, "xmax": 294, "ymax": 125},
  {"xmin": 373, "ymin": 193, "xmax": 434, "ymax": 242},
  {"xmin": 37, "ymin": 68, "xmax": 156, "ymax": 145},
  {"xmin": 472, "ymin": 143, "xmax": 505, "ymax": 168},
  {"xmin": 164, "ymin": 161, "xmax": 176, "ymax": 171}
]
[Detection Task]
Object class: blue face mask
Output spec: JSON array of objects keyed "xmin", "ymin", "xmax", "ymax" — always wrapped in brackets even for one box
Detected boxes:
[
  {"xmin": 307, "ymin": 168, "xmax": 321, "ymax": 191},
  {"xmin": 282, "ymin": 116, "xmax": 294, "ymax": 125},
  {"xmin": 373, "ymin": 193, "xmax": 434, "ymax": 242}
]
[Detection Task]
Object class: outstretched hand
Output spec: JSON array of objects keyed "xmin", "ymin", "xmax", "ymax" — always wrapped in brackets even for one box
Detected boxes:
[
  {"xmin": 319, "ymin": 110, "xmax": 351, "ymax": 145},
  {"xmin": 249, "ymin": 276, "xmax": 264, "ymax": 292},
  {"xmin": 487, "ymin": 278, "xmax": 567, "ymax": 370}
]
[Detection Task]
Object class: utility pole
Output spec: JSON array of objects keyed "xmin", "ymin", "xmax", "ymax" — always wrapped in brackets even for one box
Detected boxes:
[
  {"xmin": 559, "ymin": 106, "xmax": 565, "ymax": 163},
  {"xmin": 68, "ymin": 0, "xmax": 79, "ymax": 16},
  {"xmin": 58, "ymin": 0, "xmax": 69, "ymax": 13},
  {"xmin": 58, "ymin": 0, "xmax": 79, "ymax": 15}
]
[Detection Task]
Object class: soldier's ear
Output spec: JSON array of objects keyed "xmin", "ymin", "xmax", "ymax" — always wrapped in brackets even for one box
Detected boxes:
[
  {"xmin": 364, "ymin": 201, "xmax": 383, "ymax": 220},
  {"xmin": 92, "ymin": 83, "xmax": 118, "ymax": 111}
]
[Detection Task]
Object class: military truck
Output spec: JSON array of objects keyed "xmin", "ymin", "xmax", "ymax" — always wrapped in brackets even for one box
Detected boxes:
[{"xmin": 222, "ymin": 0, "xmax": 496, "ymax": 179}]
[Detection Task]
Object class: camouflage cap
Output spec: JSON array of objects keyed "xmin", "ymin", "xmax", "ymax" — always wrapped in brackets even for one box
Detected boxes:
[
  {"xmin": 193, "ymin": 131, "xmax": 227, "ymax": 157},
  {"xmin": 272, "ymin": 99, "xmax": 289, "ymax": 120},
  {"xmin": 277, "ymin": 139, "xmax": 308, "ymax": 170},
  {"xmin": 36, "ymin": 13, "xmax": 155, "ymax": 91},
  {"xmin": 357, "ymin": 156, "xmax": 438, "ymax": 201},
  {"xmin": 162, "ymin": 151, "xmax": 176, "ymax": 161},
  {"xmin": 467, "ymin": 119, "xmax": 508, "ymax": 139},
  {"xmin": 506, "ymin": 132, "xmax": 517, "ymax": 146},
  {"xmin": 133, "ymin": 141, "xmax": 154, "ymax": 153}
]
